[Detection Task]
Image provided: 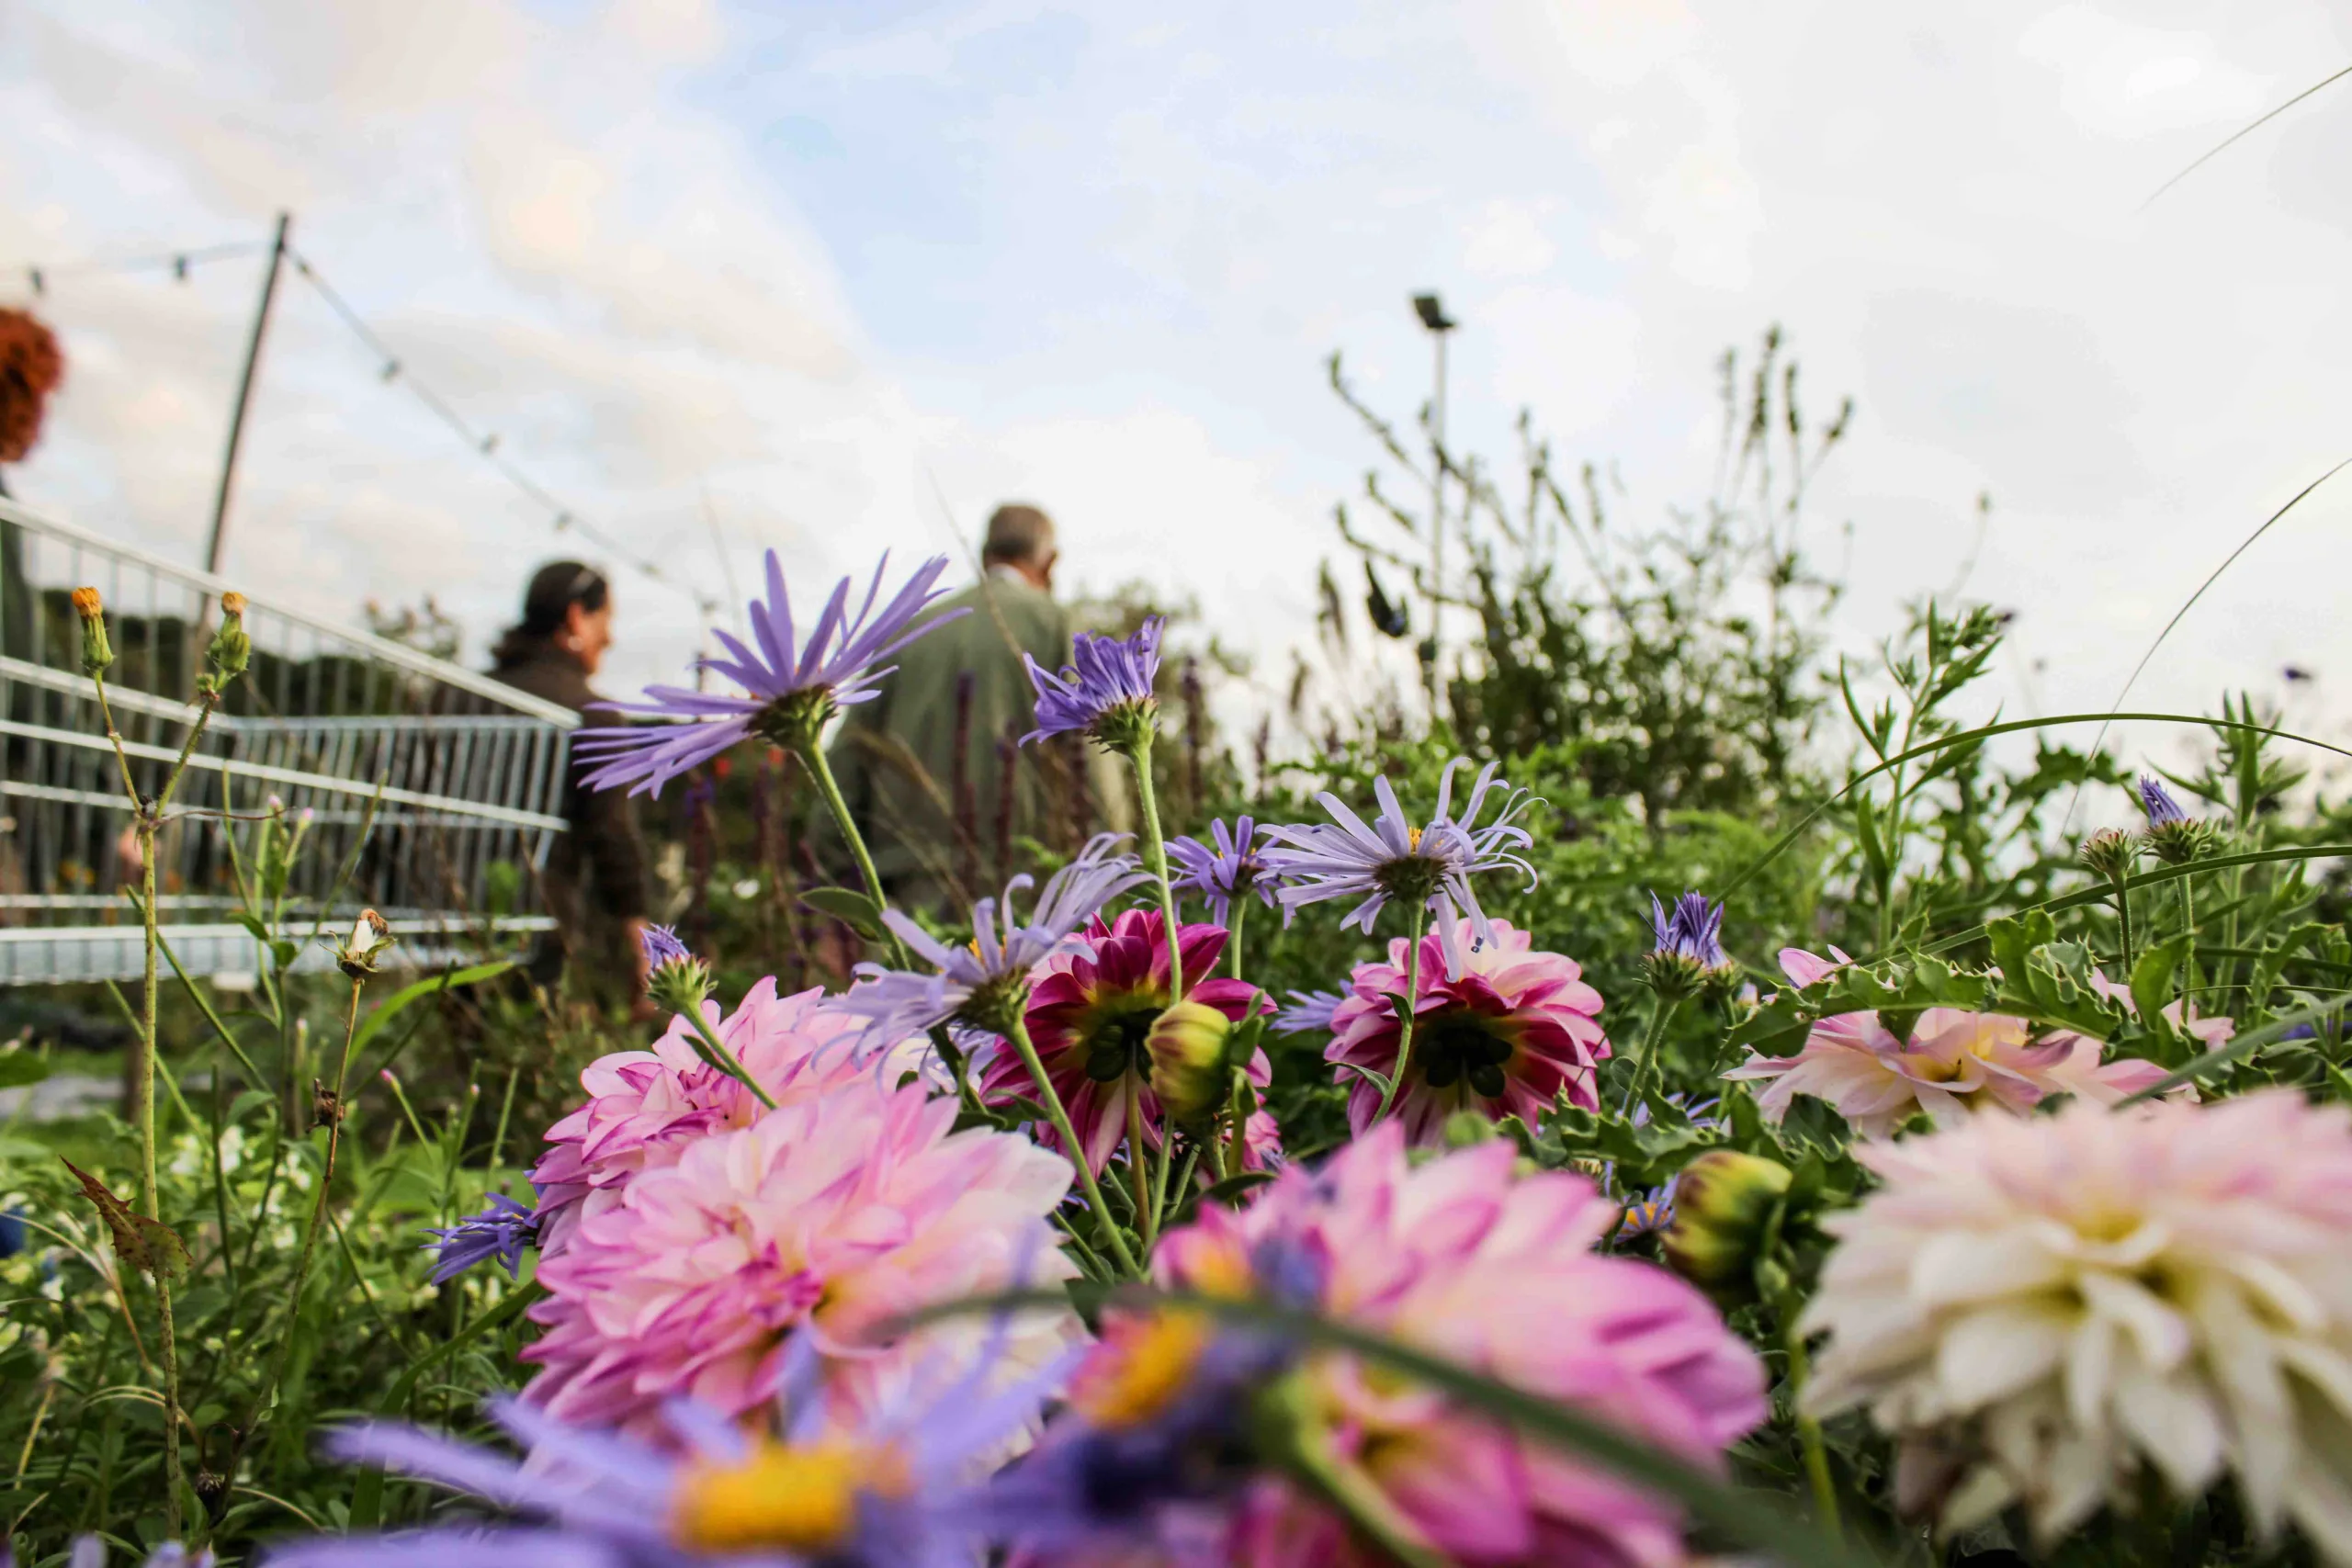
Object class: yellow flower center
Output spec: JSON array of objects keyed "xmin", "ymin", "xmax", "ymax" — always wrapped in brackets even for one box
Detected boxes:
[
  {"xmin": 1073, "ymin": 1310, "xmax": 1213, "ymax": 1428},
  {"xmin": 1407, "ymin": 826, "xmax": 1423, "ymax": 852},
  {"xmin": 668, "ymin": 1439, "xmax": 873, "ymax": 1552}
]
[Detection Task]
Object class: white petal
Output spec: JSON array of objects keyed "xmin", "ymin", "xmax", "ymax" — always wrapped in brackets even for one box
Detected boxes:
[
  {"xmin": 1909, "ymin": 1225, "xmax": 2068, "ymax": 1308},
  {"xmin": 2110, "ymin": 1359, "xmax": 2224, "ymax": 1496},
  {"xmin": 1934, "ymin": 1300, "xmax": 2071, "ymax": 1413}
]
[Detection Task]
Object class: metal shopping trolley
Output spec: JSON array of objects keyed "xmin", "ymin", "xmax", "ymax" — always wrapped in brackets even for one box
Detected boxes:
[{"xmin": 0, "ymin": 498, "xmax": 576, "ymax": 985}]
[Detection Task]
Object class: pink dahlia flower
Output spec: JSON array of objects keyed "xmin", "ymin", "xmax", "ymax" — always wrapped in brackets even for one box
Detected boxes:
[
  {"xmin": 522, "ymin": 1077, "xmax": 1082, "ymax": 1444},
  {"xmin": 976, "ymin": 908, "xmax": 1272, "ymax": 1174},
  {"xmin": 1804, "ymin": 1091, "xmax": 2352, "ymax": 1558},
  {"xmin": 1127, "ymin": 1123, "xmax": 1765, "ymax": 1566},
  {"xmin": 1325, "ymin": 917, "xmax": 1610, "ymax": 1147},
  {"xmin": 530, "ymin": 977, "xmax": 926, "ymax": 1258},
  {"xmin": 1722, "ymin": 948, "xmax": 2203, "ymax": 1138}
]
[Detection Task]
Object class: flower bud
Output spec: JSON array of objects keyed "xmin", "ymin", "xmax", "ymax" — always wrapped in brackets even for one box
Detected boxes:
[
  {"xmin": 2077, "ymin": 827, "xmax": 2137, "ymax": 884},
  {"xmin": 337, "ymin": 908, "xmax": 394, "ymax": 978},
  {"xmin": 1660, "ymin": 1149, "xmax": 1792, "ymax": 1306},
  {"xmin": 200, "ymin": 590, "xmax": 251, "ymax": 695},
  {"xmin": 642, "ymin": 924, "xmax": 713, "ymax": 1015},
  {"xmin": 1145, "ymin": 999, "xmax": 1235, "ymax": 1121},
  {"xmin": 70, "ymin": 586, "xmax": 113, "ymax": 676}
]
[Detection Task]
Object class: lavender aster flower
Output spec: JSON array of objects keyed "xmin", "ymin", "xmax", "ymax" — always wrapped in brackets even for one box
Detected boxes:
[
  {"xmin": 1270, "ymin": 988, "xmax": 1345, "ymax": 1036},
  {"xmin": 266, "ymin": 1330, "xmax": 1066, "ymax": 1568},
  {"xmin": 639, "ymin": 922, "xmax": 692, "ymax": 969},
  {"xmin": 1260, "ymin": 758, "xmax": 1537, "ymax": 973},
  {"xmin": 423, "ymin": 1192, "xmax": 537, "ymax": 1285},
  {"xmin": 574, "ymin": 551, "xmax": 966, "ymax": 797},
  {"xmin": 1023, "ymin": 617, "xmax": 1162, "ymax": 751},
  {"xmin": 2136, "ymin": 773, "xmax": 2188, "ymax": 825},
  {"xmin": 2135, "ymin": 773, "xmax": 2220, "ymax": 865},
  {"xmin": 1166, "ymin": 815, "xmax": 1289, "ymax": 928},
  {"xmin": 1643, "ymin": 890, "xmax": 1731, "ymax": 1001},
  {"xmin": 1615, "ymin": 1178, "xmax": 1678, "ymax": 1241},
  {"xmin": 828, "ymin": 833, "xmax": 1153, "ymax": 1040}
]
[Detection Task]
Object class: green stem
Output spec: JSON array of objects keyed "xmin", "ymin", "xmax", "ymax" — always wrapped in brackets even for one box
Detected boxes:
[
  {"xmin": 793, "ymin": 737, "xmax": 913, "ymax": 970},
  {"xmin": 134, "ymin": 820, "xmax": 185, "ymax": 1533},
  {"xmin": 1127, "ymin": 735, "xmax": 1186, "ymax": 1003},
  {"xmin": 1226, "ymin": 896, "xmax": 1248, "ymax": 982},
  {"xmin": 1372, "ymin": 901, "xmax": 1428, "ymax": 1126},
  {"xmin": 239, "ymin": 975, "xmax": 366, "ymax": 1468},
  {"xmin": 1147, "ymin": 1092, "xmax": 1174, "ymax": 1243},
  {"xmin": 1004, "ymin": 1015, "xmax": 1141, "ymax": 1278},
  {"xmin": 1621, "ymin": 994, "xmax": 1684, "ymax": 1116},
  {"xmin": 1782, "ymin": 1317, "xmax": 1842, "ymax": 1537},
  {"xmin": 680, "ymin": 1005, "xmax": 778, "ymax": 1111},
  {"xmin": 2112, "ymin": 878, "xmax": 2135, "ymax": 974}
]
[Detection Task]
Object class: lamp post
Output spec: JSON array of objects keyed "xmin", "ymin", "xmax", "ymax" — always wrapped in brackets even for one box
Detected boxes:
[{"xmin": 1410, "ymin": 292, "xmax": 1456, "ymax": 696}]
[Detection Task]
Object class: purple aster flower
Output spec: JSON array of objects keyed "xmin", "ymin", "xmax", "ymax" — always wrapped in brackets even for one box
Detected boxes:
[
  {"xmin": 1260, "ymin": 758, "xmax": 1537, "ymax": 973},
  {"xmin": 1648, "ymin": 891, "xmax": 1727, "ymax": 968},
  {"xmin": 1023, "ymin": 617, "xmax": 1162, "ymax": 750},
  {"xmin": 268, "ymin": 1329, "xmax": 1071, "ymax": 1568},
  {"xmin": 422, "ymin": 1192, "xmax": 537, "ymax": 1285},
  {"xmin": 574, "ymin": 551, "xmax": 967, "ymax": 797},
  {"xmin": 1270, "ymin": 988, "xmax": 1345, "ymax": 1036},
  {"xmin": 827, "ymin": 833, "xmax": 1154, "ymax": 1039},
  {"xmin": 1614, "ymin": 1178, "xmax": 1678, "ymax": 1241},
  {"xmin": 2136, "ymin": 773, "xmax": 2189, "ymax": 825},
  {"xmin": 639, "ymin": 922, "xmax": 693, "ymax": 970},
  {"xmin": 1166, "ymin": 815, "xmax": 1289, "ymax": 928}
]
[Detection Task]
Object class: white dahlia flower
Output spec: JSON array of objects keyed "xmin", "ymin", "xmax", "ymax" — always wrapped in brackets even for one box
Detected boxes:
[{"xmin": 1802, "ymin": 1089, "xmax": 2352, "ymax": 1558}]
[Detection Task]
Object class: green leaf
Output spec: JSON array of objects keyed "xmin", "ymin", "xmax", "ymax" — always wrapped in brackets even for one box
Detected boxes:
[
  {"xmin": 2116, "ymin": 996, "xmax": 2352, "ymax": 1106},
  {"xmin": 60, "ymin": 1158, "xmax": 190, "ymax": 1280},
  {"xmin": 1332, "ymin": 1061, "xmax": 1392, "ymax": 1098},
  {"xmin": 0, "ymin": 1053, "xmax": 49, "ymax": 1089},
  {"xmin": 798, "ymin": 886, "xmax": 887, "ymax": 942},
  {"xmin": 1379, "ymin": 990, "xmax": 1417, "ymax": 1027},
  {"xmin": 348, "ymin": 959, "xmax": 518, "ymax": 1060},
  {"xmin": 1197, "ymin": 1171, "xmax": 1274, "ymax": 1208}
]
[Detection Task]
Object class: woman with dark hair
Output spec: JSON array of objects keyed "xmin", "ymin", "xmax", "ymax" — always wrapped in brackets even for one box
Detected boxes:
[{"xmin": 492, "ymin": 561, "xmax": 651, "ymax": 997}]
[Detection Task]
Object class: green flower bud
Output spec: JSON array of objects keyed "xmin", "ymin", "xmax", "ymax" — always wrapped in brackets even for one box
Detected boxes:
[
  {"xmin": 1145, "ymin": 999, "xmax": 1235, "ymax": 1121},
  {"xmin": 1442, "ymin": 1109, "xmax": 1498, "ymax": 1147},
  {"xmin": 200, "ymin": 590, "xmax": 251, "ymax": 696},
  {"xmin": 648, "ymin": 954, "xmax": 715, "ymax": 1017},
  {"xmin": 1660, "ymin": 1148, "xmax": 1792, "ymax": 1306},
  {"xmin": 2077, "ymin": 827, "xmax": 2137, "ymax": 884},
  {"xmin": 70, "ymin": 586, "xmax": 114, "ymax": 676}
]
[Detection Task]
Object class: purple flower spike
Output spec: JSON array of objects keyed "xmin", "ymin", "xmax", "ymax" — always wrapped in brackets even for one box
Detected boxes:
[
  {"xmin": 574, "ymin": 551, "xmax": 967, "ymax": 798},
  {"xmin": 828, "ymin": 833, "xmax": 1154, "ymax": 1040},
  {"xmin": 1271, "ymin": 988, "xmax": 1345, "ymax": 1035},
  {"xmin": 422, "ymin": 1192, "xmax": 537, "ymax": 1284},
  {"xmin": 1648, "ymin": 891, "xmax": 1727, "ymax": 967},
  {"xmin": 1261, "ymin": 758, "xmax": 1537, "ymax": 975},
  {"xmin": 1167, "ymin": 815, "xmax": 1290, "ymax": 928},
  {"xmin": 1023, "ymin": 617, "xmax": 1162, "ymax": 749},
  {"xmin": 2136, "ymin": 773, "xmax": 2189, "ymax": 825}
]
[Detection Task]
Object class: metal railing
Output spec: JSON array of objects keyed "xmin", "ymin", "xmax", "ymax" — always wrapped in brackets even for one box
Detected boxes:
[{"xmin": 0, "ymin": 498, "xmax": 575, "ymax": 985}]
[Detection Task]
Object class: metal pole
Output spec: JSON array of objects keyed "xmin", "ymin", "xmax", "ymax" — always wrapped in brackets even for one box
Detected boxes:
[
  {"xmin": 1430, "ymin": 324, "xmax": 1448, "ymax": 671},
  {"xmin": 204, "ymin": 211, "xmax": 290, "ymax": 578}
]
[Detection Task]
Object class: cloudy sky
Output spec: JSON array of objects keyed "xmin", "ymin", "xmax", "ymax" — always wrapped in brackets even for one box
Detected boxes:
[{"xmin": 5, "ymin": 0, "xmax": 2350, "ymax": 785}]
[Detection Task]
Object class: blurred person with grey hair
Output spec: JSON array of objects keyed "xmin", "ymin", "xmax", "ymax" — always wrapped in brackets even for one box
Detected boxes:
[{"xmin": 831, "ymin": 503, "xmax": 1074, "ymax": 909}]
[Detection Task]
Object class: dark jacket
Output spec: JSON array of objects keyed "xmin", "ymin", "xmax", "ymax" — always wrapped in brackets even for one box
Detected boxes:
[
  {"xmin": 830, "ymin": 572, "xmax": 1071, "ymax": 902},
  {"xmin": 492, "ymin": 642, "xmax": 649, "ymax": 970}
]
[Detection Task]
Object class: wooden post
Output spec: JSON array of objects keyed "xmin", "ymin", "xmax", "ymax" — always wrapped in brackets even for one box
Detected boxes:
[{"xmin": 204, "ymin": 212, "xmax": 291, "ymax": 577}]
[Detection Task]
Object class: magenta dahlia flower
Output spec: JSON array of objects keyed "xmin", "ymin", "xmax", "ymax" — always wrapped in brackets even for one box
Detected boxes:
[
  {"xmin": 576, "ymin": 551, "xmax": 965, "ymax": 796},
  {"xmin": 974, "ymin": 907, "xmax": 1272, "ymax": 1174},
  {"xmin": 530, "ymin": 977, "xmax": 924, "ymax": 1258},
  {"xmin": 1804, "ymin": 1091, "xmax": 2352, "ymax": 1558},
  {"xmin": 1325, "ymin": 916, "xmax": 1611, "ymax": 1147},
  {"xmin": 523, "ymin": 1076, "xmax": 1082, "ymax": 1443},
  {"xmin": 1723, "ymin": 948, "xmax": 2207, "ymax": 1136},
  {"xmin": 999, "ymin": 1122, "xmax": 1767, "ymax": 1566}
]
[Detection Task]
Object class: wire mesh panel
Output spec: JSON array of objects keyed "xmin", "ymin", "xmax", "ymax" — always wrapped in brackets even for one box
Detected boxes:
[{"xmin": 0, "ymin": 497, "xmax": 576, "ymax": 985}]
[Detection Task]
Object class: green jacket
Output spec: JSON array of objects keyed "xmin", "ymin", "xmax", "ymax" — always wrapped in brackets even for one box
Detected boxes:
[{"xmin": 830, "ymin": 572, "xmax": 1072, "ymax": 902}]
